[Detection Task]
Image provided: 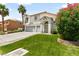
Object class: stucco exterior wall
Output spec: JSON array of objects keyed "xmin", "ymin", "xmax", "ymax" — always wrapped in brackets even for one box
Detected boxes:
[
  {"xmin": 29, "ymin": 12, "xmax": 56, "ymax": 23},
  {"xmin": 24, "ymin": 12, "xmax": 57, "ymax": 33}
]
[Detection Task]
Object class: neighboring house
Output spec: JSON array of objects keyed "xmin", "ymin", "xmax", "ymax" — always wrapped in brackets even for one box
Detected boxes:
[
  {"xmin": 0, "ymin": 21, "xmax": 8, "ymax": 31},
  {"xmin": 0, "ymin": 19, "xmax": 23, "ymax": 31},
  {"xmin": 24, "ymin": 11, "xmax": 57, "ymax": 34},
  {"xmin": 0, "ymin": 22, "xmax": 2, "ymax": 31}
]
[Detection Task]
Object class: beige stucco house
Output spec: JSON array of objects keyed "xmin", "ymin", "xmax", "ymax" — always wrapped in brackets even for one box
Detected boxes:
[{"xmin": 24, "ymin": 11, "xmax": 56, "ymax": 34}]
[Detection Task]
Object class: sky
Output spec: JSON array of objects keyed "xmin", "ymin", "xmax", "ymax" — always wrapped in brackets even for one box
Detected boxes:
[{"xmin": 0, "ymin": 3, "xmax": 67, "ymax": 21}]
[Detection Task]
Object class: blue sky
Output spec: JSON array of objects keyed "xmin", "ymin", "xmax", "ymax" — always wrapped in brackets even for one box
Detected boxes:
[{"xmin": 0, "ymin": 3, "xmax": 67, "ymax": 21}]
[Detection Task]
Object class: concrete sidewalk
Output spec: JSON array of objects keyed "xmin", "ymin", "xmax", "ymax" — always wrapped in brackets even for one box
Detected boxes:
[{"xmin": 0, "ymin": 32, "xmax": 39, "ymax": 46}]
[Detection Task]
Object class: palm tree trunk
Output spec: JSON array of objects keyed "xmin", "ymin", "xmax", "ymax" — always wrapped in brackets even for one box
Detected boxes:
[
  {"xmin": 2, "ymin": 16, "xmax": 4, "ymax": 32},
  {"xmin": 22, "ymin": 14, "xmax": 24, "ymax": 31}
]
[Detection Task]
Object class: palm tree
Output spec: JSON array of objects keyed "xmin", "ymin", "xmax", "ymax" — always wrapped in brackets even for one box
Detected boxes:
[
  {"xmin": 18, "ymin": 5, "xmax": 26, "ymax": 31},
  {"xmin": 0, "ymin": 4, "xmax": 9, "ymax": 32}
]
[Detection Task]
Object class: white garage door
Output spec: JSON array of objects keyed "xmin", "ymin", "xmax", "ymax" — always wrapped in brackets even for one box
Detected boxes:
[
  {"xmin": 36, "ymin": 26, "xmax": 40, "ymax": 32},
  {"xmin": 26, "ymin": 26, "xmax": 34, "ymax": 32}
]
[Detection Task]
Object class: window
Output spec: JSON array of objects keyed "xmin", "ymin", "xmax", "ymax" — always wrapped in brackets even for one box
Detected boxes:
[
  {"xmin": 6, "ymin": 21, "xmax": 9, "ymax": 24},
  {"xmin": 51, "ymin": 18, "xmax": 53, "ymax": 21},
  {"xmin": 25, "ymin": 18, "xmax": 28, "ymax": 23},
  {"xmin": 34, "ymin": 16, "xmax": 37, "ymax": 20},
  {"xmin": 20, "ymin": 22, "xmax": 22, "ymax": 24}
]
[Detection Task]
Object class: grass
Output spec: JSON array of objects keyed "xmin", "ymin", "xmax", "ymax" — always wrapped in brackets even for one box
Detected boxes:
[{"xmin": 0, "ymin": 34, "xmax": 79, "ymax": 56}]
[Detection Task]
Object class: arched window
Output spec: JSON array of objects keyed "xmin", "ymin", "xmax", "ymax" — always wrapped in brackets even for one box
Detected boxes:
[
  {"xmin": 50, "ymin": 18, "xmax": 55, "ymax": 23},
  {"xmin": 45, "ymin": 21, "xmax": 48, "ymax": 24}
]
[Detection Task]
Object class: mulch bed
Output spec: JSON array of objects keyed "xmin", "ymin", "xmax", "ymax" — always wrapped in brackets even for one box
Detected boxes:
[{"xmin": 57, "ymin": 38, "xmax": 79, "ymax": 46}]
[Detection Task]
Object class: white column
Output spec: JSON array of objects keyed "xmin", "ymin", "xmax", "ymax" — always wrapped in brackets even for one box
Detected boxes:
[
  {"xmin": 40, "ymin": 24, "xmax": 43, "ymax": 33},
  {"xmin": 42, "ymin": 24, "xmax": 44, "ymax": 33},
  {"xmin": 48, "ymin": 19, "xmax": 51, "ymax": 34}
]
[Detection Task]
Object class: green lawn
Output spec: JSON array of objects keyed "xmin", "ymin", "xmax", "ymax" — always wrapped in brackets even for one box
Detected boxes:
[{"xmin": 0, "ymin": 34, "xmax": 79, "ymax": 56}]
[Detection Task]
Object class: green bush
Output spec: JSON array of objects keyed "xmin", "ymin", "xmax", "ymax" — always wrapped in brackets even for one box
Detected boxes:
[
  {"xmin": 8, "ymin": 29, "xmax": 23, "ymax": 34},
  {"xmin": 56, "ymin": 3, "xmax": 79, "ymax": 41},
  {"xmin": 0, "ymin": 31, "xmax": 5, "ymax": 35},
  {"xmin": 52, "ymin": 30, "xmax": 58, "ymax": 34}
]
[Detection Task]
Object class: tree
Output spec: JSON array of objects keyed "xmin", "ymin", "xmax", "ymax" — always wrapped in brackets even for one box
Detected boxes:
[
  {"xmin": 0, "ymin": 4, "xmax": 9, "ymax": 32},
  {"xmin": 56, "ymin": 3, "xmax": 79, "ymax": 41},
  {"xmin": 18, "ymin": 5, "xmax": 26, "ymax": 31}
]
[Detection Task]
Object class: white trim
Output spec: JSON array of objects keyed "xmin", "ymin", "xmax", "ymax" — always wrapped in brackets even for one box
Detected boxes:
[{"xmin": 48, "ymin": 19, "xmax": 51, "ymax": 34}]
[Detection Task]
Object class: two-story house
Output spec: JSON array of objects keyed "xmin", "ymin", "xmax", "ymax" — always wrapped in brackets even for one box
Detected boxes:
[{"xmin": 24, "ymin": 11, "xmax": 56, "ymax": 34}]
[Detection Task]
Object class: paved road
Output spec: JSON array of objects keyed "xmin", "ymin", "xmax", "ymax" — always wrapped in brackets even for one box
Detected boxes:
[{"xmin": 0, "ymin": 32, "xmax": 39, "ymax": 46}]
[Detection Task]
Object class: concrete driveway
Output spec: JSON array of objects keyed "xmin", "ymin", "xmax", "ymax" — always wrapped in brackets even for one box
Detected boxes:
[{"xmin": 0, "ymin": 32, "xmax": 39, "ymax": 46}]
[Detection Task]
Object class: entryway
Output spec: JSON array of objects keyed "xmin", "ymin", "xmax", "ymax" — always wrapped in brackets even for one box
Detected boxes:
[{"xmin": 44, "ymin": 21, "xmax": 48, "ymax": 33}]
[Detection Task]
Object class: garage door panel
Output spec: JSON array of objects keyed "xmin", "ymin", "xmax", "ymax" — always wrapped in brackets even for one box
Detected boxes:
[{"xmin": 26, "ymin": 26, "xmax": 34, "ymax": 32}]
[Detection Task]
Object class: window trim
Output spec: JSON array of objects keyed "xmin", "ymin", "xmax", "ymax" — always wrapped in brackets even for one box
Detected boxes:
[
  {"xmin": 34, "ymin": 16, "xmax": 37, "ymax": 20},
  {"xmin": 25, "ymin": 17, "xmax": 28, "ymax": 23}
]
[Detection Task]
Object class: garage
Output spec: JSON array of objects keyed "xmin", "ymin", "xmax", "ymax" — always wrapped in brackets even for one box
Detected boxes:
[
  {"xmin": 26, "ymin": 26, "xmax": 35, "ymax": 32},
  {"xmin": 25, "ymin": 26, "xmax": 41, "ymax": 32}
]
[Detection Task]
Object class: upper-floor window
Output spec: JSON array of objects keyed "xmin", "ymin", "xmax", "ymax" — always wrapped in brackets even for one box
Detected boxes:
[
  {"xmin": 51, "ymin": 18, "xmax": 53, "ymax": 21},
  {"xmin": 5, "ymin": 21, "xmax": 9, "ymax": 25},
  {"xmin": 34, "ymin": 16, "xmax": 37, "ymax": 21},
  {"xmin": 25, "ymin": 18, "xmax": 28, "ymax": 23}
]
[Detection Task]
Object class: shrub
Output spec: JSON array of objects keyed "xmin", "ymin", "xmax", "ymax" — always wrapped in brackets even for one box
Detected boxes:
[
  {"xmin": 8, "ymin": 29, "xmax": 23, "ymax": 34},
  {"xmin": 52, "ymin": 30, "xmax": 58, "ymax": 34},
  {"xmin": 0, "ymin": 31, "xmax": 5, "ymax": 35},
  {"xmin": 56, "ymin": 3, "xmax": 79, "ymax": 41}
]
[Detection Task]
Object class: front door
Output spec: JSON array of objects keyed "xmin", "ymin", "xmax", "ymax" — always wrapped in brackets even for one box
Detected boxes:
[{"xmin": 44, "ymin": 21, "xmax": 48, "ymax": 33}]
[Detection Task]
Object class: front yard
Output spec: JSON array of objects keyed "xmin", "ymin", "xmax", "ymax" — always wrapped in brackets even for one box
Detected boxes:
[{"xmin": 0, "ymin": 34, "xmax": 79, "ymax": 56}]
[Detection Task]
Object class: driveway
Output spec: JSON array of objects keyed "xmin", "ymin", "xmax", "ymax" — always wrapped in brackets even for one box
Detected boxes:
[{"xmin": 0, "ymin": 32, "xmax": 39, "ymax": 46}]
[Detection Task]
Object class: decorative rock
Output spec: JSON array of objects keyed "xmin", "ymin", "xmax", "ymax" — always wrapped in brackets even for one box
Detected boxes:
[{"xmin": 57, "ymin": 38, "xmax": 75, "ymax": 46}]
